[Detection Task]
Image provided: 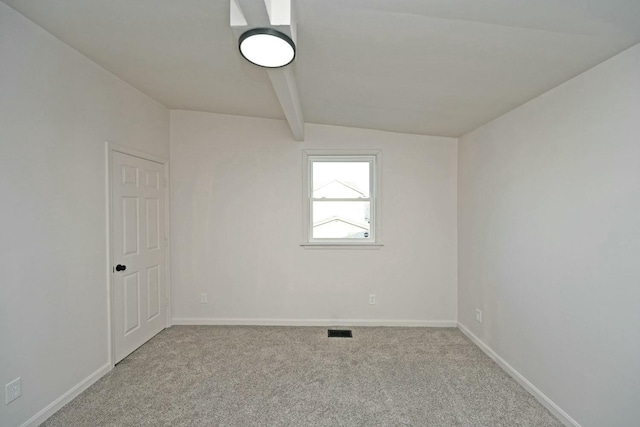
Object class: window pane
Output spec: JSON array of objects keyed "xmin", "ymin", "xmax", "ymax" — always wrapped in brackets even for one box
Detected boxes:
[
  {"xmin": 312, "ymin": 162, "xmax": 370, "ymax": 198},
  {"xmin": 312, "ymin": 201, "xmax": 370, "ymax": 239}
]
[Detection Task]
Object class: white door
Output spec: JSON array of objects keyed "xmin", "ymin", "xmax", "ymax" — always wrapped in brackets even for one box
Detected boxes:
[{"xmin": 112, "ymin": 151, "xmax": 166, "ymax": 363}]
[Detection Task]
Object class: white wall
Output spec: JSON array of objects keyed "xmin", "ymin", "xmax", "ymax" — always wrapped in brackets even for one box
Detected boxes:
[
  {"xmin": 170, "ymin": 111, "xmax": 457, "ymax": 325},
  {"xmin": 458, "ymin": 44, "xmax": 640, "ymax": 426},
  {"xmin": 0, "ymin": 4, "xmax": 169, "ymax": 426}
]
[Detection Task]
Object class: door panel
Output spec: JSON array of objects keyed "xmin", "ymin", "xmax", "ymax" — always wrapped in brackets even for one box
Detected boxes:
[
  {"xmin": 123, "ymin": 197, "xmax": 139, "ymax": 255},
  {"xmin": 112, "ymin": 151, "xmax": 166, "ymax": 363},
  {"xmin": 147, "ymin": 265, "xmax": 160, "ymax": 320},
  {"xmin": 123, "ymin": 272, "xmax": 140, "ymax": 335},
  {"xmin": 122, "ymin": 164, "xmax": 138, "ymax": 185},
  {"xmin": 146, "ymin": 198, "xmax": 159, "ymax": 250}
]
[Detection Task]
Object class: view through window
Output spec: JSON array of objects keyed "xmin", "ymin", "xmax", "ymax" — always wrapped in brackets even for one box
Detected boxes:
[{"xmin": 309, "ymin": 156, "xmax": 376, "ymax": 241}]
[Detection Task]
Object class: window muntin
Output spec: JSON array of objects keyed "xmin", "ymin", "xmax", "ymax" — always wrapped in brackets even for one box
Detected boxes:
[{"xmin": 307, "ymin": 155, "xmax": 376, "ymax": 243}]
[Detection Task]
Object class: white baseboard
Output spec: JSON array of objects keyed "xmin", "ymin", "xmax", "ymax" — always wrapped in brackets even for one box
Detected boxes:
[
  {"xmin": 172, "ymin": 317, "xmax": 458, "ymax": 327},
  {"xmin": 20, "ymin": 363, "xmax": 112, "ymax": 427},
  {"xmin": 457, "ymin": 323, "xmax": 580, "ymax": 427}
]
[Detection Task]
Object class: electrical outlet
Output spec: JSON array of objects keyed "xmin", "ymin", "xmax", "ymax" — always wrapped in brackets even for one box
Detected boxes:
[
  {"xmin": 476, "ymin": 308, "xmax": 483, "ymax": 323},
  {"xmin": 200, "ymin": 293, "xmax": 208, "ymax": 304},
  {"xmin": 369, "ymin": 294, "xmax": 376, "ymax": 305},
  {"xmin": 5, "ymin": 377, "xmax": 21, "ymax": 405}
]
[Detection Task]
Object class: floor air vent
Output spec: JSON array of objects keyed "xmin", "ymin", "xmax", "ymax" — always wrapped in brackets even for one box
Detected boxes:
[{"xmin": 328, "ymin": 329, "xmax": 353, "ymax": 338}]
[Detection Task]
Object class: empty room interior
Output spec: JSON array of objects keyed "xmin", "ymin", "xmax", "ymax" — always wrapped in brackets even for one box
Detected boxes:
[{"xmin": 1, "ymin": 1, "xmax": 639, "ymax": 426}]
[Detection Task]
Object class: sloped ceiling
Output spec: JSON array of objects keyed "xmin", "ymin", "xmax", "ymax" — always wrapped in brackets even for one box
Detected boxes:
[{"xmin": 3, "ymin": 0, "xmax": 640, "ymax": 137}]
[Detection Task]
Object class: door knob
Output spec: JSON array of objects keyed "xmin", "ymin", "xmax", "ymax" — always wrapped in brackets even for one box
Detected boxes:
[{"xmin": 115, "ymin": 264, "xmax": 127, "ymax": 272}]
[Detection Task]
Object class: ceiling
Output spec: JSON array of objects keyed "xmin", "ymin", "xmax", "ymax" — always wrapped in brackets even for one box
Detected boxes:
[{"xmin": 3, "ymin": 0, "xmax": 640, "ymax": 137}]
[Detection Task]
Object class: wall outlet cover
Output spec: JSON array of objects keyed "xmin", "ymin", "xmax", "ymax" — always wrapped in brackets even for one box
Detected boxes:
[{"xmin": 5, "ymin": 377, "xmax": 21, "ymax": 405}]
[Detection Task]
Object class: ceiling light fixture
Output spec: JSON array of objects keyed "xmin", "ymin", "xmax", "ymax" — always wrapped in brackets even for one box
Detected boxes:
[{"xmin": 239, "ymin": 28, "xmax": 296, "ymax": 68}]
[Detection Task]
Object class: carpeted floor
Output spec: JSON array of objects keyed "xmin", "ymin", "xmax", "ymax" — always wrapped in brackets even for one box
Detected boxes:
[{"xmin": 42, "ymin": 326, "xmax": 562, "ymax": 426}]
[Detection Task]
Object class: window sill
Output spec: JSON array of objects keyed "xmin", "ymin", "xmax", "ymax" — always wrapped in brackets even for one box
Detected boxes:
[{"xmin": 300, "ymin": 243, "xmax": 384, "ymax": 250}]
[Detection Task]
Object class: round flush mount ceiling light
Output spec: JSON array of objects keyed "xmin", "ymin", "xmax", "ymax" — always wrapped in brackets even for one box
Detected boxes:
[{"xmin": 239, "ymin": 28, "xmax": 296, "ymax": 68}]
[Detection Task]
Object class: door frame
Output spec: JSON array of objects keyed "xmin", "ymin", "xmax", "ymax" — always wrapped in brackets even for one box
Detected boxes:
[{"xmin": 106, "ymin": 141, "xmax": 171, "ymax": 368}]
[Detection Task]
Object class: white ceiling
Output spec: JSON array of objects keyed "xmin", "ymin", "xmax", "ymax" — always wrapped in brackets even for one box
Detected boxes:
[{"xmin": 3, "ymin": 0, "xmax": 640, "ymax": 137}]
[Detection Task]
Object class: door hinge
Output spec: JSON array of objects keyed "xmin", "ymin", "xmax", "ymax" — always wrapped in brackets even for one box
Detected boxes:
[{"xmin": 164, "ymin": 237, "xmax": 168, "ymax": 247}]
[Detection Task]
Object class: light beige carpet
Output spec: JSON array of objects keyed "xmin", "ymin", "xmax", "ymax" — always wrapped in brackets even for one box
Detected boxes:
[{"xmin": 43, "ymin": 326, "xmax": 562, "ymax": 426}]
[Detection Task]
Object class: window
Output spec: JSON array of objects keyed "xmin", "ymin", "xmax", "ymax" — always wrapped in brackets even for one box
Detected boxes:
[{"xmin": 303, "ymin": 150, "xmax": 381, "ymax": 247}]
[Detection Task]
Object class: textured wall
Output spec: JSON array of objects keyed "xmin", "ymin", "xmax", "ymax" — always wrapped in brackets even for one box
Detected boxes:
[
  {"xmin": 0, "ymin": 4, "xmax": 169, "ymax": 426},
  {"xmin": 170, "ymin": 111, "xmax": 458, "ymax": 325},
  {"xmin": 458, "ymin": 44, "xmax": 640, "ymax": 426}
]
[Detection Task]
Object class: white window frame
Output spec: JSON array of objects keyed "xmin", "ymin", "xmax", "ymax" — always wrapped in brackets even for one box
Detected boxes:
[{"xmin": 302, "ymin": 150, "xmax": 383, "ymax": 249}]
